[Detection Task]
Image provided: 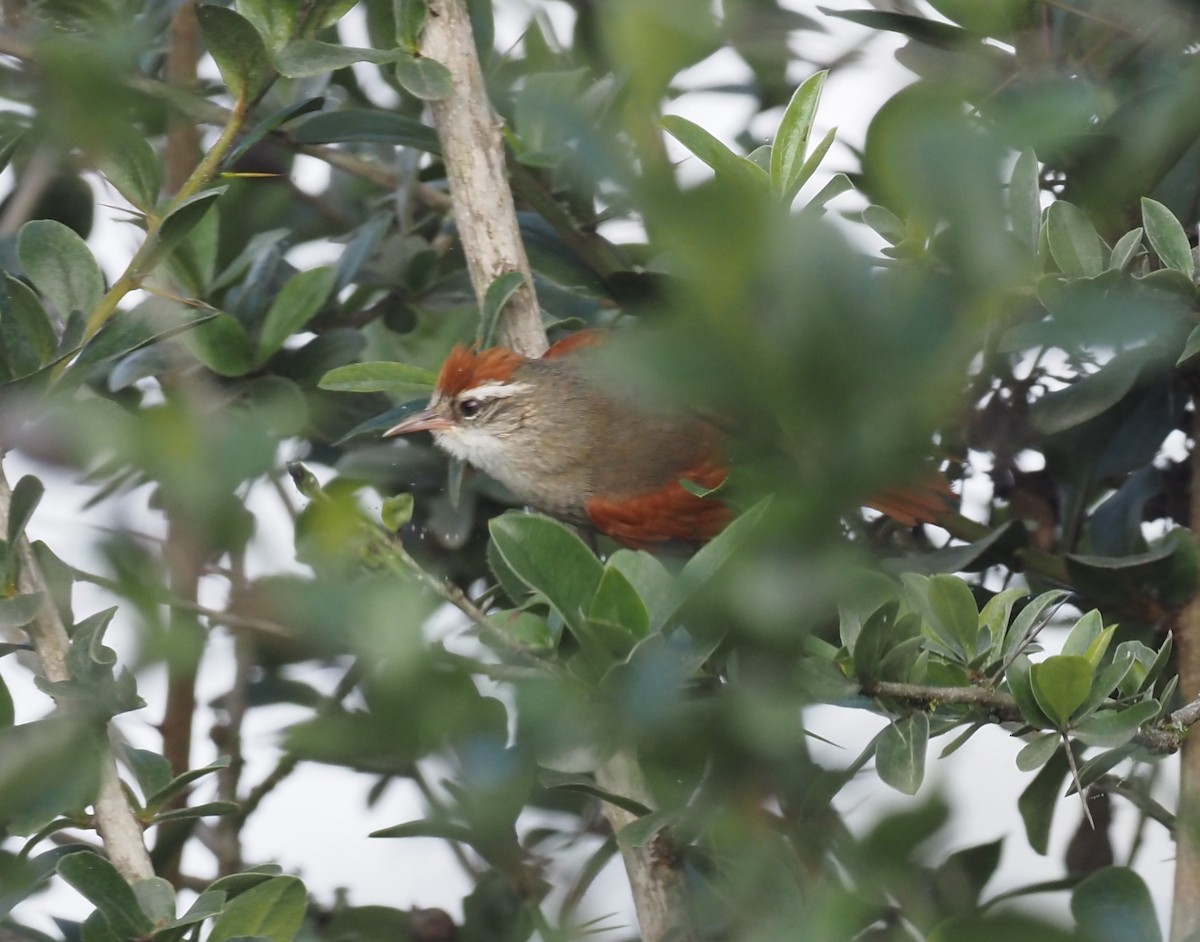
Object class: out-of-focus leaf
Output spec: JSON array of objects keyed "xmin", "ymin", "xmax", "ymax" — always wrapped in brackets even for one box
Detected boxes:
[
  {"xmin": 660, "ymin": 115, "xmax": 769, "ymax": 193},
  {"xmin": 1030, "ymin": 352, "xmax": 1144, "ymax": 435},
  {"xmin": 275, "ymin": 40, "xmax": 401, "ymax": 77},
  {"xmin": 17, "ymin": 219, "xmax": 105, "ymax": 319},
  {"xmin": 588, "ymin": 565, "xmax": 650, "ymax": 640},
  {"xmin": 0, "ymin": 594, "xmax": 44, "ymax": 630},
  {"xmin": 478, "ymin": 271, "xmax": 528, "ymax": 347},
  {"xmin": 96, "ymin": 130, "xmax": 161, "ymax": 212},
  {"xmin": 537, "ymin": 769, "xmax": 652, "ymax": 817},
  {"xmin": 1015, "ymin": 732, "xmax": 1059, "ymax": 771},
  {"xmin": 288, "ymin": 110, "xmax": 441, "ymax": 152},
  {"xmin": 1009, "ymin": 147, "xmax": 1041, "ymax": 250},
  {"xmin": 1141, "ymin": 197, "xmax": 1195, "ymax": 280},
  {"xmin": 195, "ymin": 5, "xmax": 272, "ymax": 102},
  {"xmin": 154, "ymin": 188, "xmax": 225, "ymax": 263},
  {"xmin": 1018, "ymin": 745, "xmax": 1070, "ymax": 855},
  {"xmin": 875, "ymin": 713, "xmax": 928, "ymax": 796},
  {"xmin": 0, "ymin": 275, "xmax": 57, "ymax": 376},
  {"xmin": 1109, "ymin": 228, "xmax": 1144, "ymax": 272},
  {"xmin": 6, "ymin": 474, "xmax": 42, "ymax": 547},
  {"xmin": 238, "ymin": 0, "xmax": 301, "ymax": 53},
  {"xmin": 1045, "ymin": 200, "xmax": 1105, "ymax": 278},
  {"xmin": 1072, "ymin": 701, "xmax": 1161, "ymax": 748},
  {"xmin": 1071, "ymin": 868, "xmax": 1162, "ymax": 942}
]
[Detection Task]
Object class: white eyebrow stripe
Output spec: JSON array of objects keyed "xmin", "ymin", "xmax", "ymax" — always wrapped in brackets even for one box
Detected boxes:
[{"xmin": 459, "ymin": 381, "xmax": 532, "ymax": 401}]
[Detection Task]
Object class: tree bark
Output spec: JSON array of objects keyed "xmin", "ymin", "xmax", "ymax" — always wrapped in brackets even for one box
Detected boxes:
[
  {"xmin": 0, "ymin": 461, "xmax": 154, "ymax": 882},
  {"xmin": 421, "ymin": 0, "xmax": 546, "ymax": 357},
  {"xmin": 1171, "ymin": 403, "xmax": 1200, "ymax": 942}
]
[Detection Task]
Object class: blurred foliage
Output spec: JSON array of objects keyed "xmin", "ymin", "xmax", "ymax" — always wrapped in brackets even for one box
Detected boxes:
[{"xmin": 2, "ymin": 1, "xmax": 1200, "ymax": 941}]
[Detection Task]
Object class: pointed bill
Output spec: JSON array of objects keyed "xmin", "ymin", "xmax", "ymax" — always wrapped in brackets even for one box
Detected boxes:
[{"xmin": 383, "ymin": 409, "xmax": 453, "ymax": 437}]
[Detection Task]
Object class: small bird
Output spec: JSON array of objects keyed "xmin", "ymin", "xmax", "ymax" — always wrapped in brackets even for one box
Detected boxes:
[
  {"xmin": 384, "ymin": 332, "xmax": 951, "ymax": 549},
  {"xmin": 384, "ymin": 331, "xmax": 730, "ymax": 548}
]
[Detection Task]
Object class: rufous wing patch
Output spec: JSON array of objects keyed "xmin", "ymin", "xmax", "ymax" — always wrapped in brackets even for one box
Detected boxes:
[{"xmin": 585, "ymin": 458, "xmax": 730, "ymax": 548}]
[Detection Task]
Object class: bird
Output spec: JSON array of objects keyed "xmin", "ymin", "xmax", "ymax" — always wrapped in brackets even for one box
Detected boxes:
[{"xmin": 383, "ymin": 331, "xmax": 952, "ymax": 549}]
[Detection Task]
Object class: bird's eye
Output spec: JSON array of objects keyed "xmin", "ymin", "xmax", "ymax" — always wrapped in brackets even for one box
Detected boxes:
[{"xmin": 458, "ymin": 397, "xmax": 483, "ymax": 419}]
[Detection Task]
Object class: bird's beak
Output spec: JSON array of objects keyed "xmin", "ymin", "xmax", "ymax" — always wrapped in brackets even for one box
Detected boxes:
[{"xmin": 383, "ymin": 408, "xmax": 453, "ymax": 437}]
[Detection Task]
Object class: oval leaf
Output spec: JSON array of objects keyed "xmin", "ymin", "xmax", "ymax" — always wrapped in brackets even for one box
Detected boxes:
[
  {"xmin": 17, "ymin": 220, "xmax": 105, "ymax": 320},
  {"xmin": 258, "ymin": 265, "xmax": 337, "ymax": 361},
  {"xmin": 1141, "ymin": 197, "xmax": 1195, "ymax": 280},
  {"xmin": 394, "ymin": 52, "xmax": 454, "ymax": 101},
  {"xmin": 206, "ymin": 876, "xmax": 306, "ymax": 942},
  {"xmin": 1045, "ymin": 200, "xmax": 1105, "ymax": 278},
  {"xmin": 1031, "ymin": 654, "xmax": 1094, "ymax": 727},
  {"xmin": 875, "ymin": 713, "xmax": 928, "ymax": 796},
  {"xmin": 1071, "ymin": 868, "xmax": 1162, "ymax": 942},
  {"xmin": 196, "ymin": 5, "xmax": 272, "ymax": 102},
  {"xmin": 317, "ymin": 361, "xmax": 436, "ymax": 394}
]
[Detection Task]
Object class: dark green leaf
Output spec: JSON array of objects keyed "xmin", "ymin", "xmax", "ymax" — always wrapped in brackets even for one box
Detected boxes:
[
  {"xmin": 668, "ymin": 499, "xmax": 769, "ymax": 626},
  {"xmin": 1076, "ymin": 744, "xmax": 1137, "ymax": 790},
  {"xmin": 1002, "ymin": 589, "xmax": 1069, "ymax": 661},
  {"xmin": 488, "ymin": 513, "xmax": 603, "ymax": 636},
  {"xmin": 57, "ymin": 853, "xmax": 154, "ymax": 940},
  {"xmin": 154, "ymin": 189, "xmax": 226, "ymax": 264},
  {"xmin": 1030, "ymin": 352, "xmax": 1144, "ymax": 435},
  {"xmin": 0, "ymin": 716, "xmax": 102, "ymax": 831},
  {"xmin": 588, "ymin": 565, "xmax": 650, "ymax": 640},
  {"xmin": 258, "ymin": 265, "xmax": 337, "ymax": 361},
  {"xmin": 902, "ymin": 573, "xmax": 979, "ymax": 662},
  {"xmin": 195, "ymin": 5, "xmax": 272, "ymax": 102},
  {"xmin": 123, "ymin": 747, "xmax": 173, "ymax": 802},
  {"xmin": 150, "ymin": 801, "xmax": 239, "ymax": 824},
  {"xmin": 144, "ymin": 758, "xmax": 232, "ymax": 814},
  {"xmin": 17, "ymin": 220, "xmax": 105, "ymax": 319},
  {"xmin": 183, "ymin": 312, "xmax": 255, "ymax": 377},
  {"xmin": 876, "ymin": 713, "xmax": 928, "ymax": 796},
  {"xmin": 370, "ymin": 819, "xmax": 476, "ymax": 842},
  {"xmin": 395, "ymin": 0, "xmax": 426, "ymax": 49},
  {"xmin": 537, "ymin": 769, "xmax": 652, "ymax": 817},
  {"xmin": 97, "ymin": 130, "xmax": 162, "ymax": 212},
  {"xmin": 0, "ymin": 275, "xmax": 57, "ymax": 376},
  {"xmin": 164, "ymin": 890, "xmax": 227, "ymax": 929},
  {"xmin": 394, "ymin": 52, "xmax": 453, "ymax": 101},
  {"xmin": 225, "ymin": 97, "xmax": 325, "ymax": 170},
  {"xmin": 69, "ymin": 298, "xmax": 217, "ymax": 381},
  {"xmin": 478, "ymin": 271, "xmax": 528, "ymax": 348},
  {"xmin": 1141, "ymin": 197, "xmax": 1195, "ymax": 279},
  {"xmin": 1045, "ymin": 200, "xmax": 1105, "ymax": 278},
  {"xmin": 1006, "ymin": 655, "xmax": 1054, "ymax": 728},
  {"xmin": 1018, "ymin": 745, "xmax": 1070, "ymax": 855},
  {"xmin": 1031, "ymin": 655, "xmax": 1093, "ymax": 727},
  {"xmin": 605, "ymin": 550, "xmax": 679, "ymax": 630},
  {"xmin": 1072, "ymin": 868, "xmax": 1162, "ymax": 942},
  {"xmin": 615, "ymin": 809, "xmax": 678, "ymax": 849},
  {"xmin": 288, "ymin": 110, "xmax": 441, "ymax": 152},
  {"xmin": 318, "ymin": 361, "xmax": 436, "ymax": 393},
  {"xmin": 206, "ymin": 876, "xmax": 306, "ymax": 942},
  {"xmin": 0, "ymin": 674, "xmax": 12, "ymax": 729}
]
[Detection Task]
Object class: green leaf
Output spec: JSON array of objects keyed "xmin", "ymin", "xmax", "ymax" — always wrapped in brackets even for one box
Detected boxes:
[
  {"xmin": 275, "ymin": 40, "xmax": 401, "ymax": 77},
  {"xmin": 588, "ymin": 565, "xmax": 650, "ymax": 641},
  {"xmin": 1029, "ymin": 352, "xmax": 1143, "ymax": 435},
  {"xmin": 7, "ymin": 475, "xmax": 43, "ymax": 548},
  {"xmin": 477, "ymin": 271, "xmax": 528, "ymax": 348},
  {"xmin": 0, "ymin": 716, "xmax": 102, "ymax": 831},
  {"xmin": 1072, "ymin": 700, "xmax": 1161, "ymax": 748},
  {"xmin": 615, "ymin": 809, "xmax": 679, "ymax": 849},
  {"xmin": 57, "ymin": 853, "xmax": 154, "ymax": 940},
  {"xmin": 395, "ymin": 0, "xmax": 426, "ymax": 48},
  {"xmin": 770, "ymin": 71, "xmax": 827, "ymax": 202},
  {"xmin": 0, "ymin": 675, "xmax": 12, "ymax": 729},
  {"xmin": 875, "ymin": 713, "xmax": 928, "ymax": 796},
  {"xmin": 537, "ymin": 769, "xmax": 652, "ymax": 817},
  {"xmin": 317, "ymin": 361, "xmax": 436, "ymax": 393},
  {"xmin": 488, "ymin": 513, "xmax": 603, "ymax": 636},
  {"xmin": 1072, "ymin": 868, "xmax": 1162, "ymax": 942},
  {"xmin": 660, "ymin": 115, "xmax": 769, "ymax": 193},
  {"xmin": 143, "ymin": 758, "xmax": 231, "ymax": 815},
  {"xmin": 238, "ymin": 0, "xmax": 301, "ymax": 54},
  {"xmin": 207, "ymin": 876, "xmax": 306, "ymax": 942},
  {"xmin": 1109, "ymin": 227, "xmax": 1144, "ymax": 272},
  {"xmin": 150, "ymin": 801, "xmax": 239, "ymax": 824},
  {"xmin": 1018, "ymin": 745, "xmax": 1069, "ymax": 855},
  {"xmin": 1045, "ymin": 200, "xmax": 1105, "ymax": 278},
  {"xmin": 123, "ymin": 747, "xmax": 173, "ymax": 802},
  {"xmin": 381, "ymin": 494, "xmax": 414, "ymax": 531},
  {"xmin": 289, "ymin": 110, "xmax": 441, "ymax": 152},
  {"xmin": 1015, "ymin": 732, "xmax": 1059, "ymax": 771},
  {"xmin": 1061, "ymin": 609, "xmax": 1108, "ymax": 662},
  {"xmin": 97, "ymin": 130, "xmax": 162, "ymax": 212},
  {"xmin": 902, "ymin": 573, "xmax": 979, "ymax": 663},
  {"xmin": 68, "ymin": 297, "xmax": 218, "ymax": 381},
  {"xmin": 605, "ymin": 550, "xmax": 679, "ymax": 630},
  {"xmin": 195, "ymin": 5, "xmax": 272, "ymax": 102},
  {"xmin": 668, "ymin": 498, "xmax": 769, "ymax": 626},
  {"xmin": 1141, "ymin": 197, "xmax": 1195, "ymax": 280},
  {"xmin": 0, "ymin": 275, "xmax": 57, "ymax": 376},
  {"xmin": 1006, "ymin": 655, "xmax": 1054, "ymax": 728},
  {"xmin": 862, "ymin": 204, "xmax": 906, "ymax": 244},
  {"xmin": 1009, "ymin": 147, "xmax": 1040, "ymax": 250},
  {"xmin": 183, "ymin": 312, "xmax": 255, "ymax": 377},
  {"xmin": 1178, "ymin": 324, "xmax": 1200, "ymax": 367},
  {"xmin": 0, "ymin": 594, "xmax": 45, "ymax": 630},
  {"xmin": 154, "ymin": 189, "xmax": 226, "ymax": 265},
  {"xmin": 370, "ymin": 819, "xmax": 476, "ymax": 842},
  {"xmin": 1001, "ymin": 589, "xmax": 1069, "ymax": 661},
  {"xmin": 394, "ymin": 52, "xmax": 454, "ymax": 101},
  {"xmin": 132, "ymin": 877, "xmax": 176, "ymax": 927},
  {"xmin": 258, "ymin": 265, "xmax": 337, "ymax": 361},
  {"xmin": 1031, "ymin": 655, "xmax": 1093, "ymax": 727},
  {"xmin": 164, "ymin": 890, "xmax": 227, "ymax": 929},
  {"xmin": 17, "ymin": 220, "xmax": 105, "ymax": 319}
]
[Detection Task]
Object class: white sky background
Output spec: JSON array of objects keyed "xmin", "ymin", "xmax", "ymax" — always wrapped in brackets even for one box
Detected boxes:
[{"xmin": 0, "ymin": 0, "xmax": 1181, "ymax": 936}]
